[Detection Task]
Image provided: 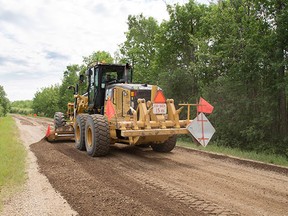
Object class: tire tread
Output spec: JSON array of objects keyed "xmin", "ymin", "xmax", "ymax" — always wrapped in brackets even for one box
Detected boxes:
[
  {"xmin": 151, "ymin": 135, "xmax": 177, "ymax": 153},
  {"xmin": 86, "ymin": 114, "xmax": 110, "ymax": 157},
  {"xmin": 75, "ymin": 114, "xmax": 88, "ymax": 150}
]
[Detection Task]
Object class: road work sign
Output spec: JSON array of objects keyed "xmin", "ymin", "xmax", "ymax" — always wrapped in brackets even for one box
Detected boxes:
[{"xmin": 187, "ymin": 113, "xmax": 215, "ymax": 147}]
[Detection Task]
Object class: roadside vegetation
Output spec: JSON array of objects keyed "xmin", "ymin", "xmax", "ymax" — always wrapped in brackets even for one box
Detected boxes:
[
  {"xmin": 0, "ymin": 86, "xmax": 9, "ymax": 117},
  {"xmin": 0, "ymin": 116, "xmax": 26, "ymax": 211},
  {"xmin": 178, "ymin": 140, "xmax": 288, "ymax": 167},
  {"xmin": 10, "ymin": 100, "xmax": 33, "ymax": 116}
]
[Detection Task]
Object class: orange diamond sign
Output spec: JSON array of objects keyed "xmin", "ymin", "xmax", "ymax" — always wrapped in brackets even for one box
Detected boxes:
[{"xmin": 154, "ymin": 90, "xmax": 166, "ymax": 103}]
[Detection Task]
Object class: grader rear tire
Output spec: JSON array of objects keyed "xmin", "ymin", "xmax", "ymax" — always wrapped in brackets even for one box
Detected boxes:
[
  {"xmin": 137, "ymin": 144, "xmax": 150, "ymax": 148},
  {"xmin": 151, "ymin": 135, "xmax": 177, "ymax": 153},
  {"xmin": 85, "ymin": 114, "xmax": 110, "ymax": 157},
  {"xmin": 75, "ymin": 114, "xmax": 88, "ymax": 150},
  {"xmin": 54, "ymin": 112, "xmax": 66, "ymax": 129}
]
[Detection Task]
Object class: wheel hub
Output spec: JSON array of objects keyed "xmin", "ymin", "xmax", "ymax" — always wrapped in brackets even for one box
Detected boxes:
[{"xmin": 87, "ymin": 126, "xmax": 93, "ymax": 147}]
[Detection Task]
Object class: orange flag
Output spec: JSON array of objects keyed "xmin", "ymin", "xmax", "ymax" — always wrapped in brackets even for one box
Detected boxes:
[
  {"xmin": 106, "ymin": 98, "xmax": 116, "ymax": 120},
  {"xmin": 45, "ymin": 125, "xmax": 51, "ymax": 137},
  {"xmin": 197, "ymin": 97, "xmax": 214, "ymax": 114}
]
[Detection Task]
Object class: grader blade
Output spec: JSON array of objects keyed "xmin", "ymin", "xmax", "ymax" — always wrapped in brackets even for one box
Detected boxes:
[{"xmin": 45, "ymin": 125, "xmax": 74, "ymax": 142}]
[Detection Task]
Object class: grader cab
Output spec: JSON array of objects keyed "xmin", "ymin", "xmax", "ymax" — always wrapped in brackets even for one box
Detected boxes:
[{"xmin": 46, "ymin": 63, "xmax": 213, "ymax": 156}]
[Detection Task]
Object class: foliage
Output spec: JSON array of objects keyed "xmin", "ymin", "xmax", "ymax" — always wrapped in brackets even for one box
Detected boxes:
[
  {"xmin": 10, "ymin": 100, "xmax": 33, "ymax": 115},
  {"xmin": 32, "ymin": 85, "xmax": 60, "ymax": 117},
  {"xmin": 155, "ymin": 2, "xmax": 208, "ymax": 102},
  {"xmin": 200, "ymin": 0, "xmax": 288, "ymax": 156},
  {"xmin": 177, "ymin": 140, "xmax": 288, "ymax": 167},
  {"xmin": 0, "ymin": 86, "xmax": 10, "ymax": 117},
  {"xmin": 11, "ymin": 100, "xmax": 32, "ymax": 109},
  {"xmin": 58, "ymin": 64, "xmax": 79, "ymax": 113},
  {"xmin": 120, "ymin": 14, "xmax": 160, "ymax": 84},
  {"xmin": 119, "ymin": 0, "xmax": 288, "ymax": 157},
  {"xmin": 83, "ymin": 50, "xmax": 113, "ymax": 67}
]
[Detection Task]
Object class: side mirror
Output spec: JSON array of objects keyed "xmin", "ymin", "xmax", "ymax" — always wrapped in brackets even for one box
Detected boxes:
[
  {"xmin": 85, "ymin": 69, "xmax": 92, "ymax": 76},
  {"xmin": 125, "ymin": 63, "xmax": 131, "ymax": 69},
  {"xmin": 79, "ymin": 74, "xmax": 84, "ymax": 83},
  {"xmin": 68, "ymin": 85, "xmax": 76, "ymax": 94}
]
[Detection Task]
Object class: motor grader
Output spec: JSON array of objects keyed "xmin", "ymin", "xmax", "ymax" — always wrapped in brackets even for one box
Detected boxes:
[{"xmin": 46, "ymin": 63, "xmax": 205, "ymax": 157}]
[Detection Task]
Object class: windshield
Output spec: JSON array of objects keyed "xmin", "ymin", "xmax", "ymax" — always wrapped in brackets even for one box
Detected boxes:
[{"xmin": 100, "ymin": 65, "xmax": 132, "ymax": 88}]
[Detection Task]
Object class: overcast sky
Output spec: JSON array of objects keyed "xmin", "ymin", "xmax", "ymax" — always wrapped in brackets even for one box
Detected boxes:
[{"xmin": 0, "ymin": 0, "xmax": 212, "ymax": 101}]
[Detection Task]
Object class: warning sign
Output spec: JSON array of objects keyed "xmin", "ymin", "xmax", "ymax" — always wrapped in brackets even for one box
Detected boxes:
[
  {"xmin": 154, "ymin": 90, "xmax": 166, "ymax": 103},
  {"xmin": 187, "ymin": 113, "xmax": 215, "ymax": 147}
]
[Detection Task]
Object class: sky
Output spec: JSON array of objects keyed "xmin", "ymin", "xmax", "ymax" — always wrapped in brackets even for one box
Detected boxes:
[{"xmin": 0, "ymin": 0, "xmax": 212, "ymax": 101}]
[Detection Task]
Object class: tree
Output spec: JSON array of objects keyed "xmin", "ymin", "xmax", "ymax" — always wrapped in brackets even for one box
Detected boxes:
[
  {"xmin": 58, "ymin": 64, "xmax": 79, "ymax": 113},
  {"xmin": 198, "ymin": 0, "xmax": 288, "ymax": 155},
  {"xmin": 252, "ymin": 0, "xmax": 288, "ymax": 136},
  {"xmin": 83, "ymin": 51, "xmax": 113, "ymax": 67},
  {"xmin": 0, "ymin": 85, "xmax": 10, "ymax": 117},
  {"xmin": 10, "ymin": 100, "xmax": 33, "ymax": 115},
  {"xmin": 118, "ymin": 0, "xmax": 288, "ymax": 156},
  {"xmin": 155, "ymin": 1, "xmax": 208, "ymax": 102},
  {"xmin": 120, "ymin": 14, "xmax": 160, "ymax": 84},
  {"xmin": 32, "ymin": 85, "xmax": 60, "ymax": 117}
]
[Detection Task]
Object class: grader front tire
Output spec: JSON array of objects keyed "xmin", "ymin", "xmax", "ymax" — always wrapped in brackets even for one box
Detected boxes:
[
  {"xmin": 54, "ymin": 112, "xmax": 66, "ymax": 129},
  {"xmin": 85, "ymin": 114, "xmax": 110, "ymax": 157},
  {"xmin": 75, "ymin": 114, "xmax": 88, "ymax": 150},
  {"xmin": 151, "ymin": 135, "xmax": 177, "ymax": 153}
]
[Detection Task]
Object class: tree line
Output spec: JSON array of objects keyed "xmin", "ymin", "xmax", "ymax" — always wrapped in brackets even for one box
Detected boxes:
[
  {"xmin": 8, "ymin": 0, "xmax": 288, "ymax": 157},
  {"xmin": 0, "ymin": 89, "xmax": 34, "ymax": 116},
  {"xmin": 119, "ymin": 0, "xmax": 288, "ymax": 157}
]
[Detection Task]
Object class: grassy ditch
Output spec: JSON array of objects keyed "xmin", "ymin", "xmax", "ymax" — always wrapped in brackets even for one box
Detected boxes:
[
  {"xmin": 177, "ymin": 140, "xmax": 288, "ymax": 167},
  {"xmin": 0, "ymin": 116, "xmax": 26, "ymax": 211}
]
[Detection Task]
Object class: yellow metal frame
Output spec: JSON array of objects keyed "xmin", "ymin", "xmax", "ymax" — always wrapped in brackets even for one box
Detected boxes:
[
  {"xmin": 100, "ymin": 85, "xmax": 193, "ymax": 145},
  {"xmin": 50, "ymin": 85, "xmax": 194, "ymax": 146}
]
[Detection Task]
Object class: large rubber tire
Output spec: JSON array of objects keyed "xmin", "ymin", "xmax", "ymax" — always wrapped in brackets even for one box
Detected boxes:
[
  {"xmin": 151, "ymin": 135, "xmax": 177, "ymax": 153},
  {"xmin": 137, "ymin": 144, "xmax": 151, "ymax": 148},
  {"xmin": 85, "ymin": 114, "xmax": 110, "ymax": 157},
  {"xmin": 75, "ymin": 114, "xmax": 88, "ymax": 150},
  {"xmin": 54, "ymin": 112, "xmax": 66, "ymax": 129}
]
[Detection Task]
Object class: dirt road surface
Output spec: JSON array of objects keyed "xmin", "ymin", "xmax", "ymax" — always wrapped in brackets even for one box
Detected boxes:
[
  {"xmin": 3, "ymin": 115, "xmax": 288, "ymax": 216},
  {"xmin": 1, "ymin": 115, "xmax": 77, "ymax": 216}
]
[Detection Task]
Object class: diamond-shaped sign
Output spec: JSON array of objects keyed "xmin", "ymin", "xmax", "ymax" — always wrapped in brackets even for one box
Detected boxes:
[{"xmin": 187, "ymin": 113, "xmax": 215, "ymax": 147}]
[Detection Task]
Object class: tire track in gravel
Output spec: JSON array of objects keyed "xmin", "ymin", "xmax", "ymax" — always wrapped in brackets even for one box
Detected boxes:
[
  {"xmin": 56, "ymin": 144, "xmax": 238, "ymax": 215},
  {"xmin": 120, "ymin": 168, "xmax": 240, "ymax": 215},
  {"xmin": 31, "ymin": 140, "xmax": 288, "ymax": 216},
  {"xmin": 108, "ymin": 145, "xmax": 288, "ymax": 216},
  {"xmin": 108, "ymin": 145, "xmax": 240, "ymax": 215},
  {"xmin": 32, "ymin": 140, "xmax": 203, "ymax": 216}
]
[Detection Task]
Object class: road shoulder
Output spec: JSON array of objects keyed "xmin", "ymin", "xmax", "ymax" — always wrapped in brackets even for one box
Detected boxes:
[{"xmin": 1, "ymin": 115, "xmax": 78, "ymax": 216}]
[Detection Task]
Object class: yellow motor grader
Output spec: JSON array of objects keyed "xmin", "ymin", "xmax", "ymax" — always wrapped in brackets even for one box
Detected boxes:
[{"xmin": 46, "ymin": 63, "xmax": 202, "ymax": 157}]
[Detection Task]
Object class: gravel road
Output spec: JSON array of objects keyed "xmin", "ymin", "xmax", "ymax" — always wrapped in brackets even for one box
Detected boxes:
[{"xmin": 2, "ymin": 115, "xmax": 288, "ymax": 216}]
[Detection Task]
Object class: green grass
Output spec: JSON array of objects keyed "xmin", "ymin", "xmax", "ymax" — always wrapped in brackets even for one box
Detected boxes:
[
  {"xmin": 177, "ymin": 140, "xmax": 288, "ymax": 167},
  {"xmin": 0, "ymin": 116, "xmax": 26, "ymax": 211}
]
